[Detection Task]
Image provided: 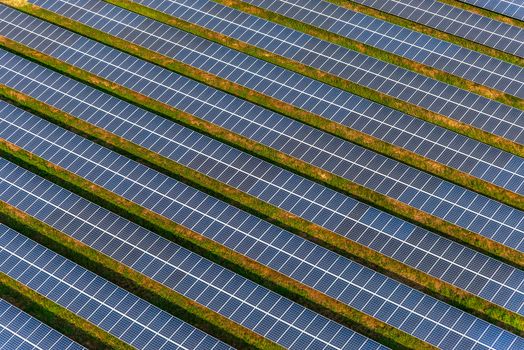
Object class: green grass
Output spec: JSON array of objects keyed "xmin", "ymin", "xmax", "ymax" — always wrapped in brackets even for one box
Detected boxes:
[
  {"xmin": 0, "ymin": 141, "xmax": 435, "ymax": 350},
  {"xmin": 334, "ymin": 0, "xmax": 523, "ymax": 65},
  {"xmin": 2, "ymin": 86, "xmax": 524, "ymax": 339},
  {"xmin": 0, "ymin": 272, "xmax": 132, "ymax": 350},
  {"xmin": 2, "ymin": 31, "xmax": 524, "ymax": 267}
]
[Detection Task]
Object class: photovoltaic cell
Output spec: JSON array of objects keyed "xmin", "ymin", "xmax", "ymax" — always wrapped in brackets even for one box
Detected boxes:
[
  {"xmin": 5, "ymin": 3, "xmax": 522, "ymax": 201},
  {"xmin": 459, "ymin": 0, "xmax": 524, "ymax": 21},
  {"xmin": 351, "ymin": 0, "xmax": 524, "ymax": 56},
  {"xmin": 0, "ymin": 225, "xmax": 233, "ymax": 350},
  {"xmin": 240, "ymin": 0, "xmax": 524, "ymax": 92},
  {"xmin": 0, "ymin": 297, "xmax": 85, "ymax": 350},
  {"xmin": 2, "ymin": 20, "xmax": 524, "ymax": 254},
  {"xmin": 3, "ymin": 53, "xmax": 524, "ymax": 315},
  {"xmin": 120, "ymin": 0, "xmax": 524, "ymax": 143},
  {"xmin": 1, "ymin": 105, "xmax": 523, "ymax": 349}
]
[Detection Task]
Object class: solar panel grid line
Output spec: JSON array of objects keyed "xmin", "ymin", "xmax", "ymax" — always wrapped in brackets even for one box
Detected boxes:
[
  {"xmin": 0, "ymin": 160, "xmax": 513, "ymax": 350},
  {"xmin": 3, "ymin": 40, "xmax": 524, "ymax": 262},
  {"xmin": 239, "ymin": 0, "xmax": 524, "ymax": 95},
  {"xmin": 0, "ymin": 299, "xmax": 86, "ymax": 350},
  {"xmin": 0, "ymin": 225, "xmax": 233, "ymax": 350},
  {"xmin": 4, "ymin": 5, "xmax": 524, "ymax": 204},
  {"xmin": 123, "ymin": 0, "xmax": 524, "ymax": 143},
  {"xmin": 3, "ymin": 105, "xmax": 524, "ymax": 318},
  {"xmin": 458, "ymin": 0, "xmax": 524, "ymax": 21},
  {"xmin": 350, "ymin": 0, "xmax": 524, "ymax": 56},
  {"xmin": 1, "ymin": 106, "xmax": 524, "ymax": 349},
  {"xmin": 1, "ymin": 63, "xmax": 524, "ymax": 314},
  {"xmin": 0, "ymin": 163, "xmax": 388, "ymax": 350}
]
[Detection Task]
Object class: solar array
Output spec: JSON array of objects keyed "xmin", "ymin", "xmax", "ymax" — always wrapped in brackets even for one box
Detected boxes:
[
  {"xmin": 240, "ymin": 0, "xmax": 524, "ymax": 93},
  {"xmin": 351, "ymin": 0, "xmax": 524, "ymax": 57},
  {"xmin": 0, "ymin": 297, "xmax": 85, "ymax": 350},
  {"xmin": 0, "ymin": 0, "xmax": 522, "ymax": 348},
  {"xmin": 120, "ymin": 0, "xmax": 524, "ymax": 143},
  {"xmin": 0, "ymin": 159, "xmax": 387, "ymax": 350},
  {"xmin": 4, "ymin": 2, "xmax": 522, "ymax": 200},
  {"xmin": 0, "ymin": 224, "xmax": 233, "ymax": 350},
  {"xmin": 2, "ymin": 101, "xmax": 524, "ymax": 349},
  {"xmin": 2, "ymin": 13, "xmax": 524, "ymax": 253},
  {"xmin": 3, "ymin": 52, "xmax": 524, "ymax": 315},
  {"xmin": 459, "ymin": 0, "xmax": 524, "ymax": 21}
]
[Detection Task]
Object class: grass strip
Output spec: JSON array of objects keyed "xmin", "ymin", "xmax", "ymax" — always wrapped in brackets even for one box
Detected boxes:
[
  {"xmin": 0, "ymin": 273, "xmax": 132, "ymax": 350},
  {"xmin": 3, "ymin": 89, "xmax": 524, "ymax": 338},
  {"xmin": 0, "ymin": 143, "xmax": 433, "ymax": 350},
  {"xmin": 98, "ymin": 0, "xmax": 524, "ymax": 212},
  {"xmin": 441, "ymin": 0, "xmax": 524, "ymax": 28},
  {"xmin": 0, "ymin": 204, "xmax": 280, "ymax": 350},
  {"xmin": 219, "ymin": 0, "xmax": 524, "ymax": 107},
  {"xmin": 2, "ymin": 37, "xmax": 524, "ymax": 269},
  {"xmin": 5, "ymin": 1, "xmax": 523, "ymax": 161},
  {"xmin": 334, "ymin": 0, "xmax": 524, "ymax": 65}
]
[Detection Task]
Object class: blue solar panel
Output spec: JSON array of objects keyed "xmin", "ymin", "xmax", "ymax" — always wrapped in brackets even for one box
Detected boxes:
[
  {"xmin": 4, "ymin": 1, "xmax": 522, "ymax": 201},
  {"xmin": 0, "ymin": 224, "xmax": 233, "ymax": 350},
  {"xmin": 117, "ymin": 0, "xmax": 524, "ymax": 143},
  {"xmin": 351, "ymin": 0, "xmax": 524, "ymax": 57},
  {"xmin": 460, "ymin": 0, "xmax": 524, "ymax": 21},
  {"xmin": 1, "ymin": 104, "xmax": 523, "ymax": 349},
  {"xmin": 2, "ymin": 16, "xmax": 524, "ymax": 255},
  {"xmin": 3, "ymin": 53, "xmax": 524, "ymax": 317},
  {"xmin": 0, "ymin": 297, "xmax": 85, "ymax": 350},
  {"xmin": 240, "ymin": 0, "xmax": 524, "ymax": 92}
]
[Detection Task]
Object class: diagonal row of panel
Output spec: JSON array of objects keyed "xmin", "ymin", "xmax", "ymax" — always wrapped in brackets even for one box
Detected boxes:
[
  {"xmin": 2, "ymin": 51, "xmax": 524, "ymax": 317},
  {"xmin": 237, "ymin": 0, "xmax": 524, "ymax": 93},
  {"xmin": 4, "ymin": 1, "xmax": 522, "ymax": 199},
  {"xmin": 1, "ymin": 100, "xmax": 523, "ymax": 349},
  {"xmin": 0, "ymin": 224, "xmax": 234, "ymax": 350},
  {"xmin": 0, "ymin": 159, "xmax": 389, "ymax": 350},
  {"xmin": 1, "ymin": 13, "xmax": 523, "ymax": 256},
  {"xmin": 458, "ymin": 0, "xmax": 524, "ymax": 21},
  {"xmin": 112, "ymin": 0, "xmax": 524, "ymax": 143},
  {"xmin": 350, "ymin": 0, "xmax": 524, "ymax": 56},
  {"xmin": 0, "ymin": 297, "xmax": 85, "ymax": 350}
]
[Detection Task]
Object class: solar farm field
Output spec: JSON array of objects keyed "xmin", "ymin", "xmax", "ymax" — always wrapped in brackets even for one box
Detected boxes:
[{"xmin": 0, "ymin": 0, "xmax": 523, "ymax": 349}]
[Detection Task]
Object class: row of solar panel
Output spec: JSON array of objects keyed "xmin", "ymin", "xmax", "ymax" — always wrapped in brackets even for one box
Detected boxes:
[
  {"xmin": 3, "ymin": 51, "xmax": 524, "ymax": 317},
  {"xmin": 1, "ymin": 101, "xmax": 523, "ymax": 349},
  {"xmin": 2, "ymin": 10, "xmax": 523, "ymax": 256},
  {"xmin": 118, "ymin": 0, "xmax": 524, "ymax": 143},
  {"xmin": 240, "ymin": 0, "xmax": 524, "ymax": 94},
  {"xmin": 351, "ymin": 0, "xmax": 524, "ymax": 56},
  {"xmin": 0, "ymin": 160, "xmax": 388, "ymax": 350},
  {"xmin": 0, "ymin": 297, "xmax": 85, "ymax": 350},
  {"xmin": 7, "ymin": 1, "xmax": 522, "ymax": 200},
  {"xmin": 0, "ymin": 224, "xmax": 233, "ymax": 350},
  {"xmin": 459, "ymin": 0, "xmax": 524, "ymax": 21}
]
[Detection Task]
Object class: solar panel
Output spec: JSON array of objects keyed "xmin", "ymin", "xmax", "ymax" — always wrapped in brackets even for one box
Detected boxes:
[
  {"xmin": 459, "ymin": 0, "xmax": 524, "ymax": 21},
  {"xmin": 0, "ymin": 297, "xmax": 85, "ymax": 350},
  {"xmin": 351, "ymin": 0, "xmax": 524, "ymax": 57},
  {"xmin": 116, "ymin": 0, "xmax": 524, "ymax": 143},
  {"xmin": 0, "ymin": 164, "xmax": 388, "ymax": 350},
  {"xmin": 2, "ymin": 23, "xmax": 524, "ymax": 253},
  {"xmin": 0, "ymin": 224, "xmax": 233, "ymax": 350},
  {"xmin": 239, "ymin": 0, "xmax": 524, "ymax": 91},
  {"xmin": 1, "ymin": 105, "xmax": 523, "ymax": 349},
  {"xmin": 3, "ymin": 53, "xmax": 524, "ymax": 315},
  {"xmin": 4, "ymin": 3, "xmax": 521, "ymax": 201}
]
